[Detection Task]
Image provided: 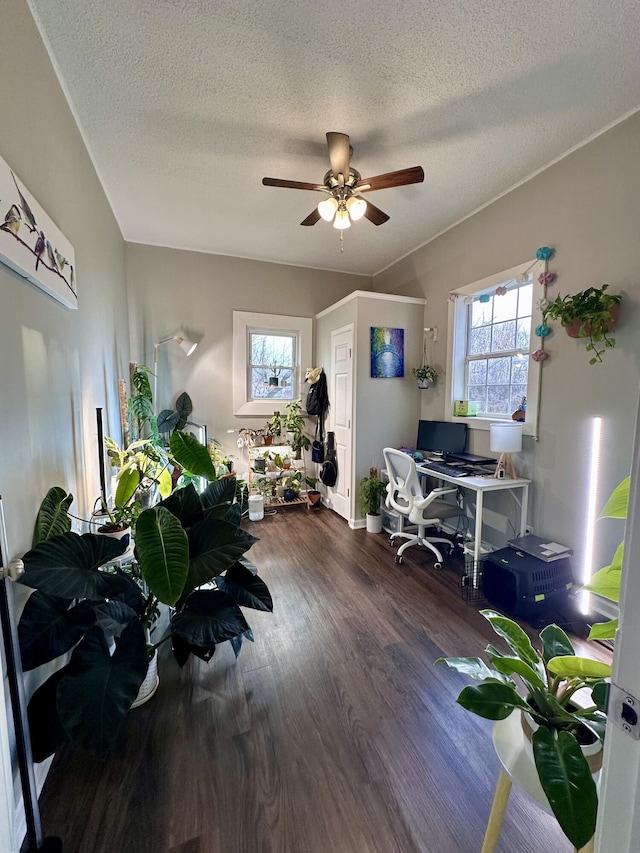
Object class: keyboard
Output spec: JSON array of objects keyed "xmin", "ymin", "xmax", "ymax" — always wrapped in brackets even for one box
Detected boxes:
[{"xmin": 420, "ymin": 460, "xmax": 471, "ymax": 478}]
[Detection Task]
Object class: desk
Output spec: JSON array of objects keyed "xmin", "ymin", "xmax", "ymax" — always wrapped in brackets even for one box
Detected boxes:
[{"xmin": 415, "ymin": 464, "xmax": 531, "ymax": 568}]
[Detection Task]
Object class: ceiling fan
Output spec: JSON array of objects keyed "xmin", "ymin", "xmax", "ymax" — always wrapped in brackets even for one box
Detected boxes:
[{"xmin": 262, "ymin": 132, "xmax": 424, "ymax": 229}]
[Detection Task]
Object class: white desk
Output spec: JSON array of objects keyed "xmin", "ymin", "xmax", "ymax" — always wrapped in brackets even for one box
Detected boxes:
[{"xmin": 416, "ymin": 463, "xmax": 531, "ymax": 567}]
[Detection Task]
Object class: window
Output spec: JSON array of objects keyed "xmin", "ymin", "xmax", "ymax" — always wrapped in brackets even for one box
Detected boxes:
[
  {"xmin": 233, "ymin": 311, "xmax": 312, "ymax": 416},
  {"xmin": 466, "ymin": 282, "xmax": 532, "ymax": 416},
  {"xmin": 446, "ymin": 261, "xmax": 541, "ymax": 437},
  {"xmin": 248, "ymin": 329, "xmax": 296, "ymax": 401}
]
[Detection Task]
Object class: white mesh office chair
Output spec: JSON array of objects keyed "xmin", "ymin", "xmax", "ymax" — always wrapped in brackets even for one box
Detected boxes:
[{"xmin": 383, "ymin": 447, "xmax": 464, "ymax": 567}]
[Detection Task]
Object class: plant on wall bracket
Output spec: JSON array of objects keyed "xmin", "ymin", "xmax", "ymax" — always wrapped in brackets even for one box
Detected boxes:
[{"xmin": 542, "ymin": 284, "xmax": 621, "ymax": 364}]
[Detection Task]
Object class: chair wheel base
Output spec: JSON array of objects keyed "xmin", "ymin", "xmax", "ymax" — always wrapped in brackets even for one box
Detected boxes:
[
  {"xmin": 434, "ymin": 562, "xmax": 442, "ymax": 570},
  {"xmin": 395, "ymin": 555, "xmax": 403, "ymax": 564}
]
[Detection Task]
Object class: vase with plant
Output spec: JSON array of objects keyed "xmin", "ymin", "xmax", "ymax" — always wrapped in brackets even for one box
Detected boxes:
[
  {"xmin": 411, "ymin": 364, "xmax": 438, "ymax": 389},
  {"xmin": 359, "ymin": 466, "xmax": 387, "ymax": 533},
  {"xmin": 283, "ymin": 399, "xmax": 309, "ymax": 458},
  {"xmin": 542, "ymin": 284, "xmax": 621, "ymax": 364},
  {"xmin": 18, "ymin": 437, "xmax": 271, "ymax": 761},
  {"xmin": 437, "ymin": 610, "xmax": 610, "ymax": 849}
]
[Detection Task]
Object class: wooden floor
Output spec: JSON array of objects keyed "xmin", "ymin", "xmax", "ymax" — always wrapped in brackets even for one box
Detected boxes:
[{"xmin": 40, "ymin": 507, "xmax": 582, "ymax": 852}]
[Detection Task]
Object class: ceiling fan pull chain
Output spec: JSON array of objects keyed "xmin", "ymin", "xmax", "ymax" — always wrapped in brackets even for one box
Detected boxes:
[{"xmin": 340, "ymin": 231, "xmax": 344, "ymax": 253}]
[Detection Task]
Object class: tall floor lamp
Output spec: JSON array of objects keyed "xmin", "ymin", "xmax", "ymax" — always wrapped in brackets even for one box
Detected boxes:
[
  {"xmin": 0, "ymin": 497, "xmax": 63, "ymax": 851},
  {"xmin": 153, "ymin": 335, "xmax": 198, "ymax": 405}
]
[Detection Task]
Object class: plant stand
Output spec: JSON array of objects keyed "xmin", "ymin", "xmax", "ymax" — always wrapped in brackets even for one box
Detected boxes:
[{"xmin": 481, "ymin": 712, "xmax": 597, "ymax": 853}]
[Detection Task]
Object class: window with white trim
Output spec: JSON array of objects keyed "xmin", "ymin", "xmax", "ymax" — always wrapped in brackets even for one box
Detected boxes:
[
  {"xmin": 233, "ymin": 311, "xmax": 312, "ymax": 417},
  {"xmin": 446, "ymin": 261, "xmax": 541, "ymax": 435}
]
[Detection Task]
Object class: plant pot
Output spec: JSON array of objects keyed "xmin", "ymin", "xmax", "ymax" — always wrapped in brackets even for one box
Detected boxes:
[
  {"xmin": 131, "ymin": 649, "xmax": 159, "ymax": 708},
  {"xmin": 264, "ymin": 435, "xmax": 273, "ymax": 446},
  {"xmin": 563, "ymin": 302, "xmax": 620, "ymax": 339},
  {"xmin": 366, "ymin": 513, "xmax": 383, "ymax": 534},
  {"xmin": 521, "ymin": 709, "xmax": 603, "ymax": 773},
  {"xmin": 97, "ymin": 522, "xmax": 131, "ymax": 552},
  {"xmin": 283, "ymin": 488, "xmax": 297, "ymax": 502},
  {"xmin": 268, "ymin": 376, "xmax": 279, "ymax": 386},
  {"xmin": 308, "ymin": 490, "xmax": 321, "ymax": 507},
  {"xmin": 254, "ymin": 457, "xmax": 266, "ymax": 473},
  {"xmin": 417, "ymin": 379, "xmax": 432, "ymax": 390}
]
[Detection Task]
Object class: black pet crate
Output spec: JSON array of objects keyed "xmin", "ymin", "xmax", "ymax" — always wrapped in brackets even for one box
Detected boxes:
[{"xmin": 481, "ymin": 547, "xmax": 573, "ymax": 620}]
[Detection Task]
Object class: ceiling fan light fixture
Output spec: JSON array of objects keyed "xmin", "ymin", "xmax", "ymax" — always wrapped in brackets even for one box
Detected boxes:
[
  {"xmin": 346, "ymin": 196, "xmax": 367, "ymax": 221},
  {"xmin": 317, "ymin": 197, "xmax": 338, "ymax": 221},
  {"xmin": 333, "ymin": 208, "xmax": 351, "ymax": 229}
]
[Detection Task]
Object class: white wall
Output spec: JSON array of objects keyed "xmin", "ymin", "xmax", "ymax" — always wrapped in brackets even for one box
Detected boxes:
[
  {"xmin": 373, "ymin": 112, "xmax": 640, "ymax": 577},
  {"xmin": 0, "ymin": 4, "xmax": 130, "ymax": 845}
]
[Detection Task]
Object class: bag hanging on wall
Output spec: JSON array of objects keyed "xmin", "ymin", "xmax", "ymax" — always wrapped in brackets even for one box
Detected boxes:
[
  {"xmin": 319, "ymin": 431, "xmax": 338, "ymax": 487},
  {"xmin": 306, "ymin": 369, "xmax": 329, "ymax": 417},
  {"xmin": 311, "ymin": 417, "xmax": 324, "ymax": 463}
]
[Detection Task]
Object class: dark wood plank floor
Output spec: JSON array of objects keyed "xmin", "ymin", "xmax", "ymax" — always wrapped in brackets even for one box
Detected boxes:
[{"xmin": 39, "ymin": 507, "xmax": 585, "ymax": 852}]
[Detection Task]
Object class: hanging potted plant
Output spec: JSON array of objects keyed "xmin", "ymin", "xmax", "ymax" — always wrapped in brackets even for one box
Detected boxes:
[
  {"xmin": 542, "ymin": 284, "xmax": 621, "ymax": 364},
  {"xmin": 411, "ymin": 364, "xmax": 438, "ymax": 389},
  {"xmin": 359, "ymin": 467, "xmax": 387, "ymax": 533},
  {"xmin": 437, "ymin": 610, "xmax": 610, "ymax": 850}
]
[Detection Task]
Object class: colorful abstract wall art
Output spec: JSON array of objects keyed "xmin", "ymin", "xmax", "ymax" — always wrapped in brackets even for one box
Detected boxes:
[{"xmin": 370, "ymin": 327, "xmax": 404, "ymax": 378}]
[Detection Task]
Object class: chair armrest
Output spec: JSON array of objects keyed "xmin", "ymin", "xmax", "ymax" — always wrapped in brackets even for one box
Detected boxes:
[{"xmin": 414, "ymin": 486, "xmax": 458, "ymax": 511}]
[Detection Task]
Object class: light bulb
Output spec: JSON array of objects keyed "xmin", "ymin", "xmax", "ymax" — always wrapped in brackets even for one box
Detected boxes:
[
  {"xmin": 346, "ymin": 196, "xmax": 366, "ymax": 221},
  {"xmin": 317, "ymin": 197, "xmax": 338, "ymax": 222},
  {"xmin": 333, "ymin": 209, "xmax": 351, "ymax": 229}
]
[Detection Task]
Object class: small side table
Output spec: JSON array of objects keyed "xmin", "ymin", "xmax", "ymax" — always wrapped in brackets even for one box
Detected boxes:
[{"xmin": 481, "ymin": 712, "xmax": 597, "ymax": 853}]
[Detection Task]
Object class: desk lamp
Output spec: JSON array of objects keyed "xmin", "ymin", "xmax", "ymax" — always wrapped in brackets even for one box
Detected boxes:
[{"xmin": 490, "ymin": 422, "xmax": 523, "ymax": 480}]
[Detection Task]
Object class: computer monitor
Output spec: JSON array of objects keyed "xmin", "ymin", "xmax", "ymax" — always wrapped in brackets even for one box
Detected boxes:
[{"xmin": 416, "ymin": 420, "xmax": 467, "ymax": 456}]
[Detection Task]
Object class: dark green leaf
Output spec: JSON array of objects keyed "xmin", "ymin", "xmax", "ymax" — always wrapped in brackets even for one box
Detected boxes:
[
  {"xmin": 19, "ymin": 592, "xmax": 95, "ymax": 671},
  {"xmin": 435, "ymin": 656, "xmax": 508, "ymax": 682},
  {"xmin": 158, "ymin": 483, "xmax": 204, "ymax": 528},
  {"xmin": 457, "ymin": 682, "xmax": 529, "ymax": 720},
  {"xmin": 131, "ymin": 366, "xmax": 153, "ymax": 398},
  {"xmin": 172, "ymin": 589, "xmax": 250, "ymax": 647},
  {"xmin": 200, "ymin": 478, "xmax": 237, "ymax": 516},
  {"xmin": 170, "ymin": 431, "xmax": 217, "ymax": 480},
  {"xmin": 591, "ymin": 681, "xmax": 609, "ymax": 713},
  {"xmin": 33, "ymin": 487, "xmax": 73, "ymax": 546},
  {"xmin": 157, "ymin": 409, "xmax": 180, "ymax": 435},
  {"xmin": 540, "ymin": 624, "xmax": 575, "ymax": 662},
  {"xmin": 57, "ymin": 621, "xmax": 148, "ymax": 759},
  {"xmin": 532, "ymin": 727, "xmax": 597, "ymax": 849},
  {"xmin": 129, "ymin": 394, "xmax": 153, "ymax": 422},
  {"xmin": 27, "ymin": 667, "xmax": 68, "ymax": 761},
  {"xmin": 224, "ymin": 503, "xmax": 242, "ymax": 527},
  {"xmin": 174, "ymin": 392, "xmax": 193, "ymax": 431},
  {"xmin": 92, "ymin": 599, "xmax": 142, "ymax": 637},
  {"xmin": 184, "ymin": 520, "xmax": 257, "ymax": 594},
  {"xmin": 136, "ymin": 507, "xmax": 190, "ymax": 605},
  {"xmin": 215, "ymin": 561, "xmax": 273, "ymax": 611},
  {"xmin": 480, "ymin": 610, "xmax": 540, "ymax": 669},
  {"xmin": 20, "ymin": 533, "xmax": 130, "ymax": 600}
]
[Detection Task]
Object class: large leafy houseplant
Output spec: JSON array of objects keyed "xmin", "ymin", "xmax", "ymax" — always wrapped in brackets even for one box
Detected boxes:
[
  {"xmin": 18, "ymin": 473, "xmax": 271, "ymax": 760},
  {"xmin": 437, "ymin": 610, "xmax": 610, "ymax": 849},
  {"xmin": 358, "ymin": 467, "xmax": 387, "ymax": 517},
  {"xmin": 542, "ymin": 284, "xmax": 621, "ymax": 364}
]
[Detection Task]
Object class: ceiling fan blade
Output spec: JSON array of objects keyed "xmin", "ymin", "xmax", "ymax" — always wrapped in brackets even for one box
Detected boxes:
[
  {"xmin": 326, "ymin": 132, "xmax": 351, "ymax": 181},
  {"xmin": 357, "ymin": 166, "xmax": 424, "ymax": 193},
  {"xmin": 362, "ymin": 199, "xmax": 390, "ymax": 226},
  {"xmin": 262, "ymin": 177, "xmax": 326, "ymax": 191},
  {"xmin": 300, "ymin": 209, "xmax": 321, "ymax": 226}
]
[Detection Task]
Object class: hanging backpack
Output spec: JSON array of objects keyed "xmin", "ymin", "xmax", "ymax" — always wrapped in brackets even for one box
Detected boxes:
[
  {"xmin": 319, "ymin": 431, "xmax": 338, "ymax": 487},
  {"xmin": 306, "ymin": 370, "xmax": 329, "ymax": 417}
]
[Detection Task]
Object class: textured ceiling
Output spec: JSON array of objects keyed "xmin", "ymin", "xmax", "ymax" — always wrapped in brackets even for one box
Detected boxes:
[{"xmin": 28, "ymin": 0, "xmax": 640, "ymax": 276}]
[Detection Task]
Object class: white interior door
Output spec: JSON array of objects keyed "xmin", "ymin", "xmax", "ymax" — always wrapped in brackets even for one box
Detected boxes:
[{"xmin": 329, "ymin": 325, "xmax": 354, "ymax": 522}]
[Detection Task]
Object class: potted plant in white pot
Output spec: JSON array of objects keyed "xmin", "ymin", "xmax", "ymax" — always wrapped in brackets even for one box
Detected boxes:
[
  {"xmin": 436, "ymin": 609, "xmax": 610, "ymax": 849},
  {"xmin": 359, "ymin": 467, "xmax": 387, "ymax": 533},
  {"xmin": 411, "ymin": 364, "xmax": 438, "ymax": 389}
]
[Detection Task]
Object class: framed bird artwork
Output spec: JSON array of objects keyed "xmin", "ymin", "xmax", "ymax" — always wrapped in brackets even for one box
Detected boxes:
[{"xmin": 0, "ymin": 152, "xmax": 76, "ymax": 309}]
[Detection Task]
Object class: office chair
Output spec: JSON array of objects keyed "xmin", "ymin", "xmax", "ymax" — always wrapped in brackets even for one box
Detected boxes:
[{"xmin": 383, "ymin": 447, "xmax": 464, "ymax": 568}]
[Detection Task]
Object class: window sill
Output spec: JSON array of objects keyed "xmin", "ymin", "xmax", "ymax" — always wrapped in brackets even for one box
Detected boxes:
[{"xmin": 450, "ymin": 415, "xmax": 536, "ymax": 437}]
